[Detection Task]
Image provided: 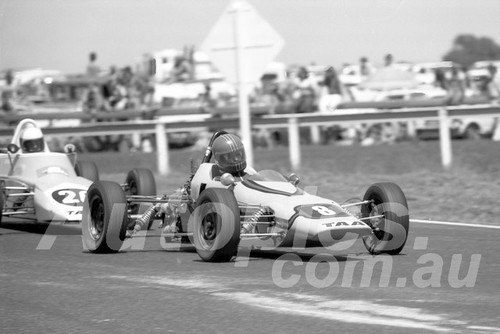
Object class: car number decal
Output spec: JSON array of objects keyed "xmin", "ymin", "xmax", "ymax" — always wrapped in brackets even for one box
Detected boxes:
[
  {"xmin": 52, "ymin": 189, "xmax": 86, "ymax": 206},
  {"xmin": 294, "ymin": 204, "xmax": 344, "ymax": 219},
  {"xmin": 311, "ymin": 205, "xmax": 337, "ymax": 216}
]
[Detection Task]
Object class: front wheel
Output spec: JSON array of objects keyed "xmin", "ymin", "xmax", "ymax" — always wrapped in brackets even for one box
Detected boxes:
[
  {"xmin": 125, "ymin": 168, "xmax": 156, "ymax": 198},
  {"xmin": 82, "ymin": 181, "xmax": 128, "ymax": 253},
  {"xmin": 192, "ymin": 188, "xmax": 240, "ymax": 262},
  {"xmin": 361, "ymin": 182, "xmax": 409, "ymax": 255}
]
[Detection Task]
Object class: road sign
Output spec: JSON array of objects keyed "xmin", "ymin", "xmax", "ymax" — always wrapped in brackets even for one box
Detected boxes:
[
  {"xmin": 201, "ymin": 0, "xmax": 285, "ymax": 167},
  {"xmin": 201, "ymin": 0, "xmax": 285, "ymax": 85}
]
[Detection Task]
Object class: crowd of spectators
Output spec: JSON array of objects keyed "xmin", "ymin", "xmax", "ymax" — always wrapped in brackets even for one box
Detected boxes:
[
  {"xmin": 76, "ymin": 51, "xmax": 499, "ymax": 147},
  {"xmin": 2, "ymin": 51, "xmax": 499, "ymax": 116},
  {"xmin": 251, "ymin": 54, "xmax": 499, "ymax": 145},
  {"xmin": 265, "ymin": 56, "xmax": 498, "ymax": 115},
  {"xmin": 81, "ymin": 53, "xmax": 155, "ymax": 115},
  {"xmin": 1, "ymin": 51, "xmax": 499, "ymax": 149}
]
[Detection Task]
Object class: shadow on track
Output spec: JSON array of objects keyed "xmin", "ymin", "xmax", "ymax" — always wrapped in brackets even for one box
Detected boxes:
[{"xmin": 0, "ymin": 221, "xmax": 81, "ymax": 236}]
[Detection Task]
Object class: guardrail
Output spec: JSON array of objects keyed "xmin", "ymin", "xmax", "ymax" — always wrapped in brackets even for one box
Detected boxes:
[{"xmin": 1, "ymin": 104, "xmax": 499, "ymax": 174}]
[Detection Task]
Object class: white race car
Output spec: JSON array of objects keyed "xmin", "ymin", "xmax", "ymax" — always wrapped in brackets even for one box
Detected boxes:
[
  {"xmin": 0, "ymin": 119, "xmax": 156, "ymax": 224},
  {"xmin": 82, "ymin": 131, "xmax": 409, "ymax": 261}
]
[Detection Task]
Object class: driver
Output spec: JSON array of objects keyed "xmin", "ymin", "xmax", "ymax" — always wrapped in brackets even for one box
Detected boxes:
[
  {"xmin": 20, "ymin": 127, "xmax": 45, "ymax": 153},
  {"xmin": 212, "ymin": 133, "xmax": 249, "ymax": 177}
]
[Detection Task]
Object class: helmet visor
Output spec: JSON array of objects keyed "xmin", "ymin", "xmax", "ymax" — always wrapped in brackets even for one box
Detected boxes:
[
  {"xmin": 218, "ymin": 149, "xmax": 245, "ymax": 166},
  {"xmin": 23, "ymin": 138, "xmax": 45, "ymax": 153}
]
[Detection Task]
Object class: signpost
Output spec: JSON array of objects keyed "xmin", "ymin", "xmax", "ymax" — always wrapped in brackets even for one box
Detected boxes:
[{"xmin": 201, "ymin": 0, "xmax": 284, "ymax": 166}]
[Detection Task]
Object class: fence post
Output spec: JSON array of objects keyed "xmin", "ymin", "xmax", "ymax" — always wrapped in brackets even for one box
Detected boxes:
[
  {"xmin": 288, "ymin": 117, "xmax": 301, "ymax": 170},
  {"xmin": 438, "ymin": 108, "xmax": 452, "ymax": 170},
  {"xmin": 310, "ymin": 125, "xmax": 321, "ymax": 144},
  {"xmin": 406, "ymin": 120, "xmax": 416, "ymax": 139},
  {"xmin": 493, "ymin": 117, "xmax": 500, "ymax": 141},
  {"xmin": 132, "ymin": 116, "xmax": 142, "ymax": 150},
  {"xmin": 155, "ymin": 123, "xmax": 169, "ymax": 175}
]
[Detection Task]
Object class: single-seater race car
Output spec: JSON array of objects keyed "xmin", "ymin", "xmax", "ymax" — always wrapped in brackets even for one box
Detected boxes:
[
  {"xmin": 0, "ymin": 118, "xmax": 156, "ymax": 224},
  {"xmin": 82, "ymin": 130, "xmax": 409, "ymax": 261}
]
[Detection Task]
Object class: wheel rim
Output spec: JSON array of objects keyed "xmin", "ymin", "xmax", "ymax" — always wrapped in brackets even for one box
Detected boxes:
[
  {"xmin": 198, "ymin": 204, "xmax": 219, "ymax": 249},
  {"xmin": 369, "ymin": 201, "xmax": 383, "ymax": 225},
  {"xmin": 366, "ymin": 199, "xmax": 397, "ymax": 242},
  {"xmin": 127, "ymin": 178, "xmax": 137, "ymax": 196},
  {"xmin": 127, "ymin": 178, "xmax": 139, "ymax": 213},
  {"xmin": 89, "ymin": 196, "xmax": 105, "ymax": 241},
  {"xmin": 369, "ymin": 201, "xmax": 386, "ymax": 240}
]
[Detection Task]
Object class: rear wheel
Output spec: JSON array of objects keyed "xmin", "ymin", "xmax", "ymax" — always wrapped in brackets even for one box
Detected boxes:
[
  {"xmin": 82, "ymin": 181, "xmax": 128, "ymax": 253},
  {"xmin": 125, "ymin": 168, "xmax": 156, "ymax": 199},
  {"xmin": 125, "ymin": 168, "xmax": 156, "ymax": 229},
  {"xmin": 361, "ymin": 182, "xmax": 409, "ymax": 255},
  {"xmin": 75, "ymin": 161, "xmax": 99, "ymax": 182},
  {"xmin": 192, "ymin": 188, "xmax": 240, "ymax": 262}
]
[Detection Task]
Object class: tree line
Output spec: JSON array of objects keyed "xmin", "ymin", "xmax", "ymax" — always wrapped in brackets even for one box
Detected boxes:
[{"xmin": 443, "ymin": 34, "xmax": 500, "ymax": 68}]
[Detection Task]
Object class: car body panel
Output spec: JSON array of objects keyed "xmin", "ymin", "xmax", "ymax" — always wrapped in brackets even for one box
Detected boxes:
[
  {"xmin": 190, "ymin": 163, "xmax": 372, "ymax": 247},
  {"xmin": 1, "ymin": 148, "xmax": 92, "ymax": 223}
]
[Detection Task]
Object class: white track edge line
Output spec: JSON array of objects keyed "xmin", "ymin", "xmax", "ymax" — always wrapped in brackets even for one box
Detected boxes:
[{"xmin": 410, "ymin": 219, "xmax": 500, "ymax": 230}]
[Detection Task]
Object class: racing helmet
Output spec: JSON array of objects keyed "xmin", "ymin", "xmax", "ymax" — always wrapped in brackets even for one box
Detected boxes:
[
  {"xmin": 212, "ymin": 134, "xmax": 246, "ymax": 174},
  {"xmin": 20, "ymin": 127, "xmax": 45, "ymax": 153}
]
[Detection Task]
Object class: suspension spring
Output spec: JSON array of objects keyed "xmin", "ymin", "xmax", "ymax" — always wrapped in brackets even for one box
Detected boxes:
[
  {"xmin": 133, "ymin": 204, "xmax": 159, "ymax": 233},
  {"xmin": 241, "ymin": 206, "xmax": 266, "ymax": 234}
]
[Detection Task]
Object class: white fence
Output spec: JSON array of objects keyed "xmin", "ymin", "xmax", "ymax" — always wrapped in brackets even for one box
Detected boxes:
[{"xmin": 1, "ymin": 105, "xmax": 499, "ymax": 174}]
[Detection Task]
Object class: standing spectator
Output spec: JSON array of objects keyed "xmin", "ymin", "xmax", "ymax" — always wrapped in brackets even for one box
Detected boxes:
[
  {"xmin": 102, "ymin": 65, "xmax": 118, "ymax": 105},
  {"xmin": 485, "ymin": 64, "xmax": 499, "ymax": 102},
  {"xmin": 434, "ymin": 68, "xmax": 447, "ymax": 90},
  {"xmin": 184, "ymin": 45, "xmax": 196, "ymax": 79},
  {"xmin": 280, "ymin": 70, "xmax": 298, "ymax": 104},
  {"xmin": 86, "ymin": 52, "xmax": 101, "ymax": 77},
  {"xmin": 446, "ymin": 66, "xmax": 466, "ymax": 105},
  {"xmin": 359, "ymin": 57, "xmax": 374, "ymax": 78},
  {"xmin": 1, "ymin": 70, "xmax": 16, "ymax": 113},
  {"xmin": 81, "ymin": 84, "xmax": 107, "ymax": 115},
  {"xmin": 293, "ymin": 67, "xmax": 317, "ymax": 113},
  {"xmin": 171, "ymin": 55, "xmax": 192, "ymax": 82},
  {"xmin": 133, "ymin": 73, "xmax": 155, "ymax": 109},
  {"xmin": 384, "ymin": 53, "xmax": 394, "ymax": 67},
  {"xmin": 199, "ymin": 82, "xmax": 217, "ymax": 112},
  {"xmin": 319, "ymin": 66, "xmax": 344, "ymax": 113}
]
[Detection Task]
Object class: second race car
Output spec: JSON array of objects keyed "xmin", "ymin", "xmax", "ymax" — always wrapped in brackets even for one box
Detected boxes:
[{"xmin": 0, "ymin": 118, "xmax": 156, "ymax": 224}]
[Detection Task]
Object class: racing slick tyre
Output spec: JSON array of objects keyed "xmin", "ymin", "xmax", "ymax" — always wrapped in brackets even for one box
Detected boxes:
[
  {"xmin": 125, "ymin": 168, "xmax": 157, "ymax": 229},
  {"xmin": 361, "ymin": 182, "xmax": 409, "ymax": 255},
  {"xmin": 75, "ymin": 161, "xmax": 99, "ymax": 182},
  {"xmin": 125, "ymin": 168, "xmax": 156, "ymax": 199},
  {"xmin": 193, "ymin": 188, "xmax": 241, "ymax": 262},
  {"xmin": 82, "ymin": 181, "xmax": 128, "ymax": 253}
]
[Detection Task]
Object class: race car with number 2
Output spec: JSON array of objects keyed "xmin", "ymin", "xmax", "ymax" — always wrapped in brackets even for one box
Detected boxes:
[{"xmin": 0, "ymin": 119, "xmax": 156, "ymax": 225}]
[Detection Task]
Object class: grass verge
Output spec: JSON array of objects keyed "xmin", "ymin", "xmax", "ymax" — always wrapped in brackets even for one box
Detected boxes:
[{"xmin": 80, "ymin": 139, "xmax": 500, "ymax": 225}]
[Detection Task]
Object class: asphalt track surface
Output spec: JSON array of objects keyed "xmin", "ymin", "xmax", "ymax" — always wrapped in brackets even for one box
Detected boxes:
[{"xmin": 1, "ymin": 220, "xmax": 499, "ymax": 334}]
